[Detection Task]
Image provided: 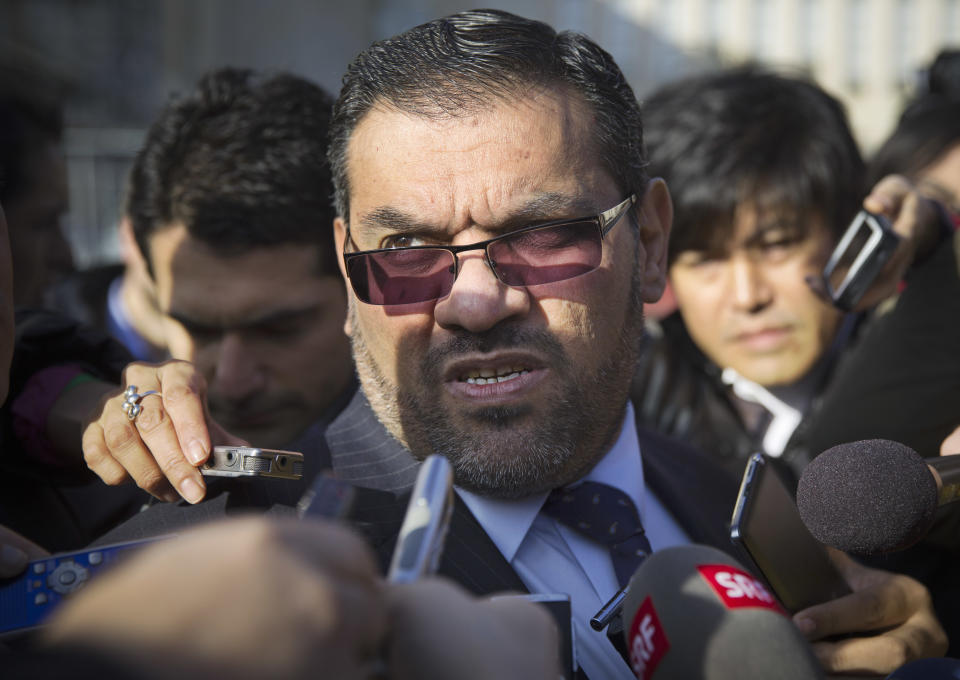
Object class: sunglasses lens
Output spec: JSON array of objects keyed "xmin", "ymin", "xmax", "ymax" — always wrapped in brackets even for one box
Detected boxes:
[
  {"xmin": 347, "ymin": 249, "xmax": 455, "ymax": 305},
  {"xmin": 490, "ymin": 221, "xmax": 602, "ymax": 286}
]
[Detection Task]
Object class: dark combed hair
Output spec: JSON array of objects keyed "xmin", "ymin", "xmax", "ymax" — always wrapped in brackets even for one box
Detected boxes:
[
  {"xmin": 867, "ymin": 95, "xmax": 960, "ymax": 188},
  {"xmin": 0, "ymin": 91, "xmax": 63, "ymax": 204},
  {"xmin": 642, "ymin": 67, "xmax": 865, "ymax": 265},
  {"xmin": 328, "ymin": 8, "xmax": 646, "ymax": 222},
  {"xmin": 127, "ymin": 67, "xmax": 339, "ymax": 275},
  {"xmin": 927, "ymin": 49, "xmax": 960, "ymax": 99}
]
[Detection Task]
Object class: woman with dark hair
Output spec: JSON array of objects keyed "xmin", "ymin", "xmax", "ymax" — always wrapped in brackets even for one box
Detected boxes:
[{"xmin": 868, "ymin": 95, "xmax": 960, "ymax": 221}]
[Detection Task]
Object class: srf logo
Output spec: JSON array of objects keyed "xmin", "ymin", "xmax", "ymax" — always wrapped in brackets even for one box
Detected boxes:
[
  {"xmin": 697, "ymin": 564, "xmax": 785, "ymax": 614},
  {"xmin": 627, "ymin": 596, "xmax": 670, "ymax": 680}
]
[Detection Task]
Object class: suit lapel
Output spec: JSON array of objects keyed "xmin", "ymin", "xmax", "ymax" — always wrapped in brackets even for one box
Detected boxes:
[
  {"xmin": 325, "ymin": 390, "xmax": 421, "ymax": 492},
  {"xmin": 326, "ymin": 392, "xmax": 525, "ymax": 593},
  {"xmin": 438, "ymin": 496, "xmax": 529, "ymax": 595},
  {"xmin": 636, "ymin": 424, "xmax": 741, "ymax": 554}
]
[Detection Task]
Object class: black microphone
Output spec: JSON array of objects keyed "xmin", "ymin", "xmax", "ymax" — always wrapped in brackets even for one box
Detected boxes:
[
  {"xmin": 621, "ymin": 545, "xmax": 822, "ymax": 679},
  {"xmin": 796, "ymin": 439, "xmax": 960, "ymax": 555}
]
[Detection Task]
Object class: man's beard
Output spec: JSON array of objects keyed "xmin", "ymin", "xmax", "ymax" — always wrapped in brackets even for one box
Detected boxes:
[{"xmin": 350, "ymin": 268, "xmax": 646, "ymax": 499}]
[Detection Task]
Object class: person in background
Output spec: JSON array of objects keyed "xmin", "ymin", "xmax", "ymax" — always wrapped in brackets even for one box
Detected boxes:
[
  {"xmin": 50, "ymin": 214, "xmax": 169, "ymax": 362},
  {"xmin": 631, "ymin": 67, "xmax": 953, "ymax": 483},
  {"xmin": 867, "ymin": 95, "xmax": 960, "ymax": 223},
  {"xmin": 0, "ymin": 87, "xmax": 74, "ymax": 307},
  {"xmin": 0, "ymin": 198, "xmax": 144, "ymax": 553},
  {"xmin": 82, "ymin": 68, "xmax": 357, "ymax": 505}
]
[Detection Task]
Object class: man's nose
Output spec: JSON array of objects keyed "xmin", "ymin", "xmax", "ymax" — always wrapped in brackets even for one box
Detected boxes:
[
  {"xmin": 210, "ymin": 332, "xmax": 267, "ymax": 401},
  {"xmin": 729, "ymin": 256, "xmax": 773, "ymax": 313},
  {"xmin": 433, "ymin": 253, "xmax": 530, "ymax": 333}
]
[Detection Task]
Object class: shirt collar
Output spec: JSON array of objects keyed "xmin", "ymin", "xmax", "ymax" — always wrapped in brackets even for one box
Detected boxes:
[{"xmin": 456, "ymin": 402, "xmax": 644, "ymax": 562}]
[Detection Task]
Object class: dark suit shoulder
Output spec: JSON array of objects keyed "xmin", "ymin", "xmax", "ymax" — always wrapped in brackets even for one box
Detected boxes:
[{"xmin": 636, "ymin": 423, "xmax": 741, "ymax": 555}]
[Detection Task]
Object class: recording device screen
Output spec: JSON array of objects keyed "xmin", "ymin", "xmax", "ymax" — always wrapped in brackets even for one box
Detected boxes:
[{"xmin": 730, "ymin": 453, "xmax": 851, "ymax": 613}]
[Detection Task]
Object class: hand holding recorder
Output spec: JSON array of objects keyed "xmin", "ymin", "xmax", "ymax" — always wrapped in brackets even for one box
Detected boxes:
[{"xmin": 83, "ymin": 359, "xmax": 249, "ymax": 504}]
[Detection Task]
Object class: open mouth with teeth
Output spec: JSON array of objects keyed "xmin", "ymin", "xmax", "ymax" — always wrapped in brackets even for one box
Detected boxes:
[{"xmin": 461, "ymin": 367, "xmax": 530, "ymax": 385}]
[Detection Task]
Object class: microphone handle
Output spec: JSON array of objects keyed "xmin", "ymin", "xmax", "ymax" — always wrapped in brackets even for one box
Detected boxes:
[{"xmin": 928, "ymin": 455, "xmax": 960, "ymax": 505}]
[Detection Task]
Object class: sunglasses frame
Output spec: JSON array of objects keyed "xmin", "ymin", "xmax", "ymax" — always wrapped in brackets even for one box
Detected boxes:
[{"xmin": 343, "ymin": 193, "xmax": 637, "ymax": 304}]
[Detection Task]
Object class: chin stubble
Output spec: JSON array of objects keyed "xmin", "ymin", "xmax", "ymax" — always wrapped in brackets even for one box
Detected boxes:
[{"xmin": 348, "ymin": 266, "xmax": 646, "ymax": 499}]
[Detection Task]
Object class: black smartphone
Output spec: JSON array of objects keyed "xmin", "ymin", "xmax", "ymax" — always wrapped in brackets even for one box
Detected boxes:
[{"xmin": 730, "ymin": 453, "xmax": 851, "ymax": 613}]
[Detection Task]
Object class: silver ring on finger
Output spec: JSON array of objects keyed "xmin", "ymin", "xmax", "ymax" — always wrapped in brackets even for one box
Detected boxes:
[{"xmin": 120, "ymin": 385, "xmax": 161, "ymax": 423}]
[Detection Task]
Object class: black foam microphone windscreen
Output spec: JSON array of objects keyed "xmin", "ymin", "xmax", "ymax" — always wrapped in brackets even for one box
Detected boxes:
[
  {"xmin": 621, "ymin": 545, "xmax": 822, "ymax": 680},
  {"xmin": 796, "ymin": 439, "xmax": 938, "ymax": 554}
]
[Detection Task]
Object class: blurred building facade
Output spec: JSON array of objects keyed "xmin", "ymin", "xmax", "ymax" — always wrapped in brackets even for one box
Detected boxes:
[{"xmin": 1, "ymin": 0, "xmax": 958, "ymax": 267}]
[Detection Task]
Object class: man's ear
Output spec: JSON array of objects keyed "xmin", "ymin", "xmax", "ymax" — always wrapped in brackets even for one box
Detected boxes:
[
  {"xmin": 119, "ymin": 216, "xmax": 151, "ymax": 274},
  {"xmin": 636, "ymin": 178, "xmax": 673, "ymax": 303},
  {"xmin": 333, "ymin": 217, "xmax": 354, "ymax": 337}
]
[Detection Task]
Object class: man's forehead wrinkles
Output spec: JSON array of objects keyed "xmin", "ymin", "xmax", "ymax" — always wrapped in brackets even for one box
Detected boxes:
[{"xmin": 357, "ymin": 190, "xmax": 598, "ymax": 238}]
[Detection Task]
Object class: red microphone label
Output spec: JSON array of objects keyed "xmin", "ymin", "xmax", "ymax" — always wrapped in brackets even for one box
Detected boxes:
[
  {"xmin": 697, "ymin": 564, "xmax": 785, "ymax": 614},
  {"xmin": 627, "ymin": 596, "xmax": 670, "ymax": 680}
]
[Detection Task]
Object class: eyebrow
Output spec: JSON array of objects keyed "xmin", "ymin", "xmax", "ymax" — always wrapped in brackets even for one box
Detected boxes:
[
  {"xmin": 741, "ymin": 217, "xmax": 804, "ymax": 248},
  {"xmin": 357, "ymin": 192, "xmax": 600, "ymax": 239},
  {"xmin": 168, "ymin": 303, "xmax": 322, "ymax": 334}
]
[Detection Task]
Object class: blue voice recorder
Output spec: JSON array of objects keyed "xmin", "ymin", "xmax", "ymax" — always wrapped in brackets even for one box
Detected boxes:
[{"xmin": 0, "ymin": 536, "xmax": 168, "ymax": 636}]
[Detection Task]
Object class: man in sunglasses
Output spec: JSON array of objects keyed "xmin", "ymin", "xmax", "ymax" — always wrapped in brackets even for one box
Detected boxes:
[{"xmin": 83, "ymin": 10, "xmax": 946, "ymax": 676}]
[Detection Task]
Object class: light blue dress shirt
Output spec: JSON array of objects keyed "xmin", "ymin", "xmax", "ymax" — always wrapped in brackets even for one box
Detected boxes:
[{"xmin": 457, "ymin": 402, "xmax": 689, "ymax": 679}]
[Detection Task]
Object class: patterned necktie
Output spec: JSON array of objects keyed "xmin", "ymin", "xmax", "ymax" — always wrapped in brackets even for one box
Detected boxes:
[{"xmin": 542, "ymin": 480, "xmax": 653, "ymax": 587}]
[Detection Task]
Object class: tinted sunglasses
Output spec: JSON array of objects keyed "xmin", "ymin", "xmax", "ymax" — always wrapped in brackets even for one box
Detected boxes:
[{"xmin": 343, "ymin": 194, "xmax": 636, "ymax": 305}]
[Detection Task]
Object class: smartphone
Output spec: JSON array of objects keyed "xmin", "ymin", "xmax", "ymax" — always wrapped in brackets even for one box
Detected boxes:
[
  {"xmin": 730, "ymin": 453, "xmax": 850, "ymax": 612},
  {"xmin": 387, "ymin": 454, "xmax": 454, "ymax": 584},
  {"xmin": 201, "ymin": 446, "xmax": 304, "ymax": 480},
  {"xmin": 820, "ymin": 210, "xmax": 900, "ymax": 311},
  {"xmin": 0, "ymin": 536, "xmax": 169, "ymax": 636}
]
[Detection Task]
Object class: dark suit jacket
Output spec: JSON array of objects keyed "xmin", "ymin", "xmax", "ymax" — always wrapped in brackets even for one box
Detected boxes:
[
  {"xmin": 325, "ymin": 391, "xmax": 741, "ymax": 593},
  {"xmin": 97, "ymin": 389, "xmax": 742, "ymax": 597}
]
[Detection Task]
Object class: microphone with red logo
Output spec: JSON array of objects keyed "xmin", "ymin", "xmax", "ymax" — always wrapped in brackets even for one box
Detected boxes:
[{"xmin": 621, "ymin": 545, "xmax": 822, "ymax": 680}]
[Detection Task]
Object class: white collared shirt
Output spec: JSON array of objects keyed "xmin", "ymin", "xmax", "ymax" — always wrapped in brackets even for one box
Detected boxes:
[{"xmin": 457, "ymin": 402, "xmax": 689, "ymax": 679}]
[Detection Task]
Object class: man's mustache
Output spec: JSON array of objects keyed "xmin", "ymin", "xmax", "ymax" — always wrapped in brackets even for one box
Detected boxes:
[{"xmin": 422, "ymin": 325, "xmax": 568, "ymax": 367}]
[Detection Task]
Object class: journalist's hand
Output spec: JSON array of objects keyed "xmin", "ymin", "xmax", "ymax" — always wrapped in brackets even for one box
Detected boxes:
[
  {"xmin": 793, "ymin": 548, "xmax": 947, "ymax": 675},
  {"xmin": 43, "ymin": 517, "xmax": 386, "ymax": 680},
  {"xmin": 0, "ymin": 524, "xmax": 48, "ymax": 578},
  {"xmin": 852, "ymin": 174, "xmax": 944, "ymax": 310},
  {"xmin": 82, "ymin": 359, "xmax": 245, "ymax": 503},
  {"xmin": 386, "ymin": 579, "xmax": 562, "ymax": 680}
]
